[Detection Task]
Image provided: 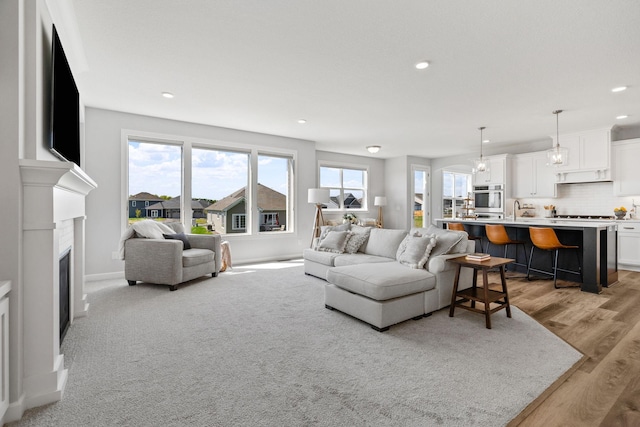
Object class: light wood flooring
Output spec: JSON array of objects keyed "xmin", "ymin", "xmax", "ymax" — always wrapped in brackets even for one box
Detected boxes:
[{"xmin": 482, "ymin": 269, "xmax": 640, "ymax": 427}]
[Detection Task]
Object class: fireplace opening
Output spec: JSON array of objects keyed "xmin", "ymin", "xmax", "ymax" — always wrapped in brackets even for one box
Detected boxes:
[{"xmin": 59, "ymin": 247, "xmax": 71, "ymax": 343}]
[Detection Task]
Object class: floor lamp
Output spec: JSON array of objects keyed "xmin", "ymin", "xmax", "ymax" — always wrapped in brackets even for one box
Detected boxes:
[
  {"xmin": 308, "ymin": 188, "xmax": 330, "ymax": 247},
  {"xmin": 374, "ymin": 196, "xmax": 387, "ymax": 229}
]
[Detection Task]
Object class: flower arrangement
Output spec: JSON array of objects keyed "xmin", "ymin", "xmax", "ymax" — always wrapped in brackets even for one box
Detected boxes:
[{"xmin": 343, "ymin": 213, "xmax": 358, "ymax": 224}]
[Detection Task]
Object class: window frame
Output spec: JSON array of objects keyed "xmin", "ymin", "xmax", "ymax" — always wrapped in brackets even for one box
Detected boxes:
[
  {"xmin": 442, "ymin": 170, "xmax": 472, "ymax": 219},
  {"xmin": 411, "ymin": 165, "xmax": 431, "ymax": 228},
  {"xmin": 232, "ymin": 213, "xmax": 246, "ymax": 231},
  {"xmin": 317, "ymin": 161, "xmax": 368, "ymax": 212},
  {"xmin": 121, "ymin": 129, "xmax": 297, "ymax": 238}
]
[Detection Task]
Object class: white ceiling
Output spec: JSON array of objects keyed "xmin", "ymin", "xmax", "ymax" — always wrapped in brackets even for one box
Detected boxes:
[{"xmin": 58, "ymin": 0, "xmax": 640, "ymax": 159}]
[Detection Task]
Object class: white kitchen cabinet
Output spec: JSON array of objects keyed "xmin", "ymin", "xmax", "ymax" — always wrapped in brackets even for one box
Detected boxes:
[
  {"xmin": 613, "ymin": 138, "xmax": 640, "ymax": 196},
  {"xmin": 618, "ymin": 223, "xmax": 640, "ymax": 271},
  {"xmin": 512, "ymin": 151, "xmax": 556, "ymax": 198},
  {"xmin": 472, "ymin": 155, "xmax": 509, "ymax": 185},
  {"xmin": 553, "ymin": 127, "xmax": 612, "ymax": 183}
]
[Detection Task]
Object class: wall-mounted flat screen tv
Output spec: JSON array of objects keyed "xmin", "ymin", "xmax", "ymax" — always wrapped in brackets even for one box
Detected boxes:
[{"xmin": 49, "ymin": 24, "xmax": 81, "ymax": 167}]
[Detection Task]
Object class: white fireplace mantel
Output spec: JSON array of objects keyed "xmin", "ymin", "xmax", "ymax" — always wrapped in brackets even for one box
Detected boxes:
[
  {"xmin": 19, "ymin": 159, "xmax": 97, "ymax": 195},
  {"xmin": 19, "ymin": 159, "xmax": 97, "ymax": 410}
]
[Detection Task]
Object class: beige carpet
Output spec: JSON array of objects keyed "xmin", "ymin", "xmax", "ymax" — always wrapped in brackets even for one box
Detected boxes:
[{"xmin": 9, "ymin": 260, "xmax": 582, "ymax": 426}]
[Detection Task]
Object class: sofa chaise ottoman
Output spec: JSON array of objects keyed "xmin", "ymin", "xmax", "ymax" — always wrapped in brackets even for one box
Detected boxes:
[{"xmin": 304, "ymin": 225, "xmax": 474, "ymax": 331}]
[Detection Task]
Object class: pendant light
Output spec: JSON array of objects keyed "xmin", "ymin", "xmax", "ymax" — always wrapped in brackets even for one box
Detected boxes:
[
  {"xmin": 473, "ymin": 127, "xmax": 488, "ymax": 174},
  {"xmin": 547, "ymin": 110, "xmax": 568, "ymax": 166}
]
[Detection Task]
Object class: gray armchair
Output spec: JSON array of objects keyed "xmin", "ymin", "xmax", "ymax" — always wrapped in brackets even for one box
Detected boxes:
[{"xmin": 124, "ymin": 222, "xmax": 222, "ymax": 291}]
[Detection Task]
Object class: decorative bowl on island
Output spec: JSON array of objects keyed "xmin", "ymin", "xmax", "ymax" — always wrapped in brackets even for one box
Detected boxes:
[{"xmin": 614, "ymin": 206, "xmax": 627, "ymax": 219}]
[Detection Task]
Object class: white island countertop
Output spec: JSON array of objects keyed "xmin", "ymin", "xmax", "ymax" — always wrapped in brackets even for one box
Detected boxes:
[{"xmin": 440, "ymin": 217, "xmax": 621, "ymax": 229}]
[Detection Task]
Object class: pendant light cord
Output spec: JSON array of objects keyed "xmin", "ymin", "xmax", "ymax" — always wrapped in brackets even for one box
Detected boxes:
[{"xmin": 553, "ymin": 110, "xmax": 562, "ymax": 149}]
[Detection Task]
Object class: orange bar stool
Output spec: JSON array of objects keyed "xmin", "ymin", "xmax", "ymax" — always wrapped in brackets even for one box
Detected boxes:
[
  {"xmin": 527, "ymin": 227, "xmax": 582, "ymax": 288},
  {"xmin": 448, "ymin": 222, "xmax": 482, "ymax": 252},
  {"xmin": 484, "ymin": 224, "xmax": 527, "ymax": 269}
]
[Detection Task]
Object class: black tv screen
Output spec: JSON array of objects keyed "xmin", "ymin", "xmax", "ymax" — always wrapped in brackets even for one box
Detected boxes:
[{"xmin": 49, "ymin": 24, "xmax": 81, "ymax": 167}]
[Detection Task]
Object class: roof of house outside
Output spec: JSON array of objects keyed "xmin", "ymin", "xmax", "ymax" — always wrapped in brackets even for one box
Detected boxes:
[
  {"xmin": 146, "ymin": 196, "xmax": 208, "ymax": 210},
  {"xmin": 129, "ymin": 192, "xmax": 164, "ymax": 201},
  {"xmin": 206, "ymin": 183, "xmax": 285, "ymax": 213},
  {"xmin": 328, "ymin": 193, "xmax": 362, "ymax": 209}
]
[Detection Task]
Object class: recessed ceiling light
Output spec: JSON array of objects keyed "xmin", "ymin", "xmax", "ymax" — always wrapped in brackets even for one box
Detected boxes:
[
  {"xmin": 366, "ymin": 145, "xmax": 381, "ymax": 154},
  {"xmin": 415, "ymin": 61, "xmax": 430, "ymax": 70},
  {"xmin": 482, "ymin": 139, "xmax": 490, "ymax": 144},
  {"xmin": 161, "ymin": 92, "xmax": 174, "ymax": 98},
  {"xmin": 611, "ymin": 86, "xmax": 627, "ymax": 93},
  {"xmin": 616, "ymin": 115, "xmax": 629, "ymax": 120},
  {"xmin": 297, "ymin": 119, "xmax": 307, "ymax": 124}
]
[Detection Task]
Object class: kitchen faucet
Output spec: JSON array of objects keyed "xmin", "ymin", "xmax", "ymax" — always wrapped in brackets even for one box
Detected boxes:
[{"xmin": 513, "ymin": 199, "xmax": 520, "ymax": 221}]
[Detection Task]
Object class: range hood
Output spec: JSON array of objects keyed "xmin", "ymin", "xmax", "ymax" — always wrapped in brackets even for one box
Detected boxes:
[{"xmin": 555, "ymin": 169, "xmax": 611, "ymax": 184}]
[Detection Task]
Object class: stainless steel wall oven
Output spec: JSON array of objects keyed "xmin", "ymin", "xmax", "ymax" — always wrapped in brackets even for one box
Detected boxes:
[{"xmin": 473, "ymin": 184, "xmax": 504, "ymax": 214}]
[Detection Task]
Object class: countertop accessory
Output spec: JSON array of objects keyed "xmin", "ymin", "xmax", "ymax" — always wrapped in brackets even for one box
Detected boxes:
[
  {"xmin": 614, "ymin": 206, "xmax": 627, "ymax": 220},
  {"xmin": 547, "ymin": 110, "xmax": 568, "ymax": 167}
]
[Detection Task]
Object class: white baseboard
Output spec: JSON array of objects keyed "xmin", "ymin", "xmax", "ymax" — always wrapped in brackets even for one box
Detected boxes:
[
  {"xmin": 233, "ymin": 253, "xmax": 303, "ymax": 266},
  {"xmin": 85, "ymin": 271, "xmax": 124, "ymax": 282},
  {"xmin": 85, "ymin": 254, "xmax": 303, "ymax": 282}
]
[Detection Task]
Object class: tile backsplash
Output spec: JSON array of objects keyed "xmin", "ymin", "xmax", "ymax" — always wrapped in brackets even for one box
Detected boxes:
[{"xmin": 512, "ymin": 181, "xmax": 639, "ymax": 218}]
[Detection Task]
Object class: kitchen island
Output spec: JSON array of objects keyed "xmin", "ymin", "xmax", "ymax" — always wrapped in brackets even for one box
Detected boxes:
[{"xmin": 436, "ymin": 218, "xmax": 618, "ymax": 294}]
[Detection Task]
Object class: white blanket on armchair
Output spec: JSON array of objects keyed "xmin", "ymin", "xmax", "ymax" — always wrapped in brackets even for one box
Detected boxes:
[{"xmin": 118, "ymin": 220, "xmax": 176, "ymax": 259}]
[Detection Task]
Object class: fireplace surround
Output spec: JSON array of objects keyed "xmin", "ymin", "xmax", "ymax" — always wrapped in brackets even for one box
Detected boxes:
[{"xmin": 19, "ymin": 159, "xmax": 96, "ymax": 409}]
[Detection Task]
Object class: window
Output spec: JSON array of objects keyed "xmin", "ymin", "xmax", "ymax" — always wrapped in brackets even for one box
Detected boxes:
[
  {"xmin": 126, "ymin": 135, "xmax": 295, "ymax": 236},
  {"xmin": 412, "ymin": 166, "xmax": 430, "ymax": 227},
  {"xmin": 145, "ymin": 201, "xmax": 149, "ymax": 206},
  {"xmin": 258, "ymin": 154, "xmax": 293, "ymax": 232},
  {"xmin": 232, "ymin": 214, "xmax": 246, "ymax": 230},
  {"xmin": 128, "ymin": 140, "xmax": 182, "ymax": 225},
  {"xmin": 442, "ymin": 171, "xmax": 471, "ymax": 218},
  {"xmin": 192, "ymin": 147, "xmax": 249, "ymax": 234},
  {"xmin": 319, "ymin": 165, "xmax": 366, "ymax": 210},
  {"xmin": 132, "ymin": 201, "xmax": 136, "ymax": 207}
]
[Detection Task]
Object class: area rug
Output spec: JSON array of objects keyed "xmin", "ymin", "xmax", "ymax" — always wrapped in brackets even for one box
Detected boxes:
[{"xmin": 9, "ymin": 260, "xmax": 582, "ymax": 427}]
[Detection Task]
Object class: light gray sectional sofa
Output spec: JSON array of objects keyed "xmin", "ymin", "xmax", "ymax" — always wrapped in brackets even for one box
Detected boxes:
[{"xmin": 303, "ymin": 224, "xmax": 474, "ymax": 331}]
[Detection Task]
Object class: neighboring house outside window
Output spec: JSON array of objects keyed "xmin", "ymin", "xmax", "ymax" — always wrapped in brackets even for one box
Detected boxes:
[
  {"xmin": 128, "ymin": 192, "xmax": 164, "ymax": 220},
  {"xmin": 205, "ymin": 184, "xmax": 287, "ymax": 233}
]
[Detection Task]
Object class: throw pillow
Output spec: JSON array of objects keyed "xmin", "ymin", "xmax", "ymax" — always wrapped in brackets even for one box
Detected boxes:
[
  {"xmin": 396, "ymin": 234, "xmax": 437, "ymax": 269},
  {"xmin": 344, "ymin": 225, "xmax": 372, "ymax": 253},
  {"xmin": 412, "ymin": 226, "xmax": 467, "ymax": 257},
  {"xmin": 344, "ymin": 232, "xmax": 369, "ymax": 254},
  {"xmin": 317, "ymin": 230, "xmax": 350, "ymax": 253},
  {"xmin": 318, "ymin": 223, "xmax": 351, "ymax": 241},
  {"xmin": 163, "ymin": 232, "xmax": 192, "ymax": 250},
  {"xmin": 132, "ymin": 219, "xmax": 175, "ymax": 239}
]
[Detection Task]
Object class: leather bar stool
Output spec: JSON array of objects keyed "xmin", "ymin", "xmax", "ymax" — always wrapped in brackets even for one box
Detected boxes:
[
  {"xmin": 527, "ymin": 227, "xmax": 582, "ymax": 288},
  {"xmin": 447, "ymin": 222, "xmax": 482, "ymax": 252},
  {"xmin": 484, "ymin": 224, "xmax": 527, "ymax": 269}
]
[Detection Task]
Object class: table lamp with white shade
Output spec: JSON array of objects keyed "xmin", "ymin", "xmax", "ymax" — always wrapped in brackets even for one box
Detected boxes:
[
  {"xmin": 374, "ymin": 196, "xmax": 387, "ymax": 228},
  {"xmin": 308, "ymin": 188, "xmax": 330, "ymax": 247}
]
